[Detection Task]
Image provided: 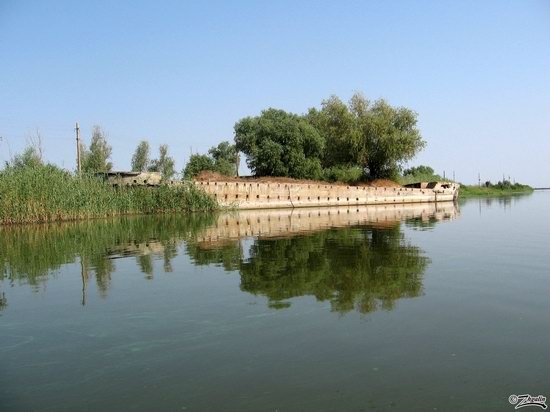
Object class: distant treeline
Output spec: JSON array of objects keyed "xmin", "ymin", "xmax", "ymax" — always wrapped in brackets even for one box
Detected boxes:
[{"xmin": 459, "ymin": 180, "xmax": 533, "ymax": 197}]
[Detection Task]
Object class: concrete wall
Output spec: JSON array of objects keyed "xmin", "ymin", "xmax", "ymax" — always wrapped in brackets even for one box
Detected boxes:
[{"xmin": 195, "ymin": 180, "xmax": 459, "ymax": 209}]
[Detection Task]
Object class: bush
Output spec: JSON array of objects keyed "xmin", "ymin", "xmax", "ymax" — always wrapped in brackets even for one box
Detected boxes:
[{"xmin": 322, "ymin": 166, "xmax": 363, "ymax": 184}]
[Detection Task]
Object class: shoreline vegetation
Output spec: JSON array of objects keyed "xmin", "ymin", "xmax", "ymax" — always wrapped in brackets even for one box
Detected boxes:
[
  {"xmin": 1, "ymin": 93, "xmax": 533, "ymax": 224},
  {"xmin": 0, "ymin": 165, "xmax": 217, "ymax": 225},
  {"xmin": 459, "ymin": 183, "xmax": 534, "ymax": 198},
  {"xmin": 0, "ymin": 164, "xmax": 533, "ymax": 225}
]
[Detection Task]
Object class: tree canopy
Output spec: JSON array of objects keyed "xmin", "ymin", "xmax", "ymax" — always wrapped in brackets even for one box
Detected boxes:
[
  {"xmin": 149, "ymin": 144, "xmax": 175, "ymax": 180},
  {"xmin": 183, "ymin": 154, "xmax": 216, "ymax": 179},
  {"xmin": 233, "ymin": 94, "xmax": 426, "ymax": 181},
  {"xmin": 234, "ymin": 108, "xmax": 324, "ymax": 179},
  {"xmin": 208, "ymin": 141, "xmax": 238, "ymax": 177},
  {"xmin": 183, "ymin": 141, "xmax": 238, "ymax": 178},
  {"xmin": 81, "ymin": 126, "xmax": 112, "ymax": 173},
  {"xmin": 131, "ymin": 140, "xmax": 150, "ymax": 172}
]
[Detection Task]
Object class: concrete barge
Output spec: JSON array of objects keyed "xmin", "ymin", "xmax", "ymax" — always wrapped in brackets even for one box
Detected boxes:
[{"xmin": 194, "ymin": 180, "xmax": 459, "ymax": 210}]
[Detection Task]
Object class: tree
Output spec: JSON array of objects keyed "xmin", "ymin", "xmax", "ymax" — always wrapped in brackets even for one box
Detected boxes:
[
  {"xmin": 350, "ymin": 95, "xmax": 425, "ymax": 179},
  {"xmin": 306, "ymin": 93, "xmax": 426, "ymax": 180},
  {"xmin": 9, "ymin": 131, "xmax": 43, "ymax": 169},
  {"xmin": 149, "ymin": 144, "xmax": 175, "ymax": 180},
  {"xmin": 234, "ymin": 108, "xmax": 324, "ymax": 179},
  {"xmin": 183, "ymin": 154, "xmax": 216, "ymax": 179},
  {"xmin": 208, "ymin": 141, "xmax": 238, "ymax": 176},
  {"xmin": 81, "ymin": 126, "xmax": 113, "ymax": 173},
  {"xmin": 403, "ymin": 165, "xmax": 435, "ymax": 176},
  {"xmin": 11, "ymin": 146, "xmax": 43, "ymax": 169},
  {"xmin": 306, "ymin": 95, "xmax": 357, "ymax": 168},
  {"xmin": 131, "ymin": 140, "xmax": 150, "ymax": 172}
]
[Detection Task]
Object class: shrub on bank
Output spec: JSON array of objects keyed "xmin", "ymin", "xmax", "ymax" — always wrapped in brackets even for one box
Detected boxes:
[
  {"xmin": 0, "ymin": 164, "xmax": 217, "ymax": 224},
  {"xmin": 321, "ymin": 166, "xmax": 363, "ymax": 184}
]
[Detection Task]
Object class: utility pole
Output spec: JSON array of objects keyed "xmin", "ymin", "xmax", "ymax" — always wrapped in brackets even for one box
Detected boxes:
[
  {"xmin": 478, "ymin": 172, "xmax": 481, "ymax": 187},
  {"xmin": 443, "ymin": 170, "xmax": 446, "ymax": 180},
  {"xmin": 452, "ymin": 170, "xmax": 455, "ymax": 182},
  {"xmin": 75, "ymin": 122, "xmax": 81, "ymax": 174}
]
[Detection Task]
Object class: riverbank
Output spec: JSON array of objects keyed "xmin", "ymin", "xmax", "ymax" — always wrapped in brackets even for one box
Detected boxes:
[
  {"xmin": 459, "ymin": 184, "xmax": 534, "ymax": 197},
  {"xmin": 0, "ymin": 165, "xmax": 217, "ymax": 225}
]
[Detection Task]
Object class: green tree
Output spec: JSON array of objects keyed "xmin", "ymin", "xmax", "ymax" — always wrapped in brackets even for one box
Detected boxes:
[
  {"xmin": 403, "ymin": 165, "xmax": 435, "ymax": 176},
  {"xmin": 306, "ymin": 93, "xmax": 426, "ymax": 180},
  {"xmin": 131, "ymin": 140, "xmax": 150, "ymax": 172},
  {"xmin": 208, "ymin": 141, "xmax": 238, "ymax": 176},
  {"xmin": 81, "ymin": 126, "xmax": 113, "ymax": 173},
  {"xmin": 234, "ymin": 108, "xmax": 324, "ymax": 179},
  {"xmin": 11, "ymin": 146, "xmax": 43, "ymax": 169},
  {"xmin": 149, "ymin": 144, "xmax": 175, "ymax": 181},
  {"xmin": 306, "ymin": 95, "xmax": 357, "ymax": 168},
  {"xmin": 350, "ymin": 95, "xmax": 425, "ymax": 179},
  {"xmin": 183, "ymin": 154, "xmax": 216, "ymax": 179}
]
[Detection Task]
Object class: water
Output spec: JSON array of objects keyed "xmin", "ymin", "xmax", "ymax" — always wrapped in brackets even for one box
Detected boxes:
[{"xmin": 1, "ymin": 193, "xmax": 549, "ymax": 411}]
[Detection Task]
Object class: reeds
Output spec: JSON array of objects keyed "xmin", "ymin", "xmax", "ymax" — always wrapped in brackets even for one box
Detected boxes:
[{"xmin": 0, "ymin": 165, "xmax": 218, "ymax": 224}]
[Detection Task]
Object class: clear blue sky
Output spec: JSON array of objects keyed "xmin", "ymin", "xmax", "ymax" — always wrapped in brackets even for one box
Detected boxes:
[{"xmin": 1, "ymin": 0, "xmax": 549, "ymax": 185}]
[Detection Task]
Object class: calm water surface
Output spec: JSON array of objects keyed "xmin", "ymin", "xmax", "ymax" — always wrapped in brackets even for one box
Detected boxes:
[{"xmin": 1, "ymin": 193, "xmax": 549, "ymax": 411}]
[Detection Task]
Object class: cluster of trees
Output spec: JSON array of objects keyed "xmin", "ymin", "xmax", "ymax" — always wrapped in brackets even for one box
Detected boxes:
[
  {"xmin": 130, "ymin": 140, "xmax": 176, "ymax": 180},
  {"xmin": 5, "ymin": 92, "xmax": 426, "ymax": 184},
  {"xmin": 4, "ymin": 126, "xmax": 178, "ymax": 182},
  {"xmin": 183, "ymin": 141, "xmax": 238, "ymax": 178},
  {"xmin": 484, "ymin": 180, "xmax": 529, "ymax": 190},
  {"xmin": 233, "ymin": 93, "xmax": 425, "ymax": 181},
  {"xmin": 400, "ymin": 165, "xmax": 443, "ymax": 185}
]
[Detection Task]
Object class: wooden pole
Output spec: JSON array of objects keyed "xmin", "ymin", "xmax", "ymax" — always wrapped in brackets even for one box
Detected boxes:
[{"xmin": 75, "ymin": 122, "xmax": 81, "ymax": 174}]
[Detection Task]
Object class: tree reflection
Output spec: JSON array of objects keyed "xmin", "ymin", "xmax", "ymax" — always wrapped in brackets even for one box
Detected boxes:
[
  {"xmin": 0, "ymin": 205, "xmax": 451, "ymax": 314},
  {"xmin": 190, "ymin": 225, "xmax": 429, "ymax": 314},
  {"xmin": 0, "ymin": 214, "xmax": 216, "ymax": 303},
  {"xmin": 0, "ymin": 291, "xmax": 7, "ymax": 312}
]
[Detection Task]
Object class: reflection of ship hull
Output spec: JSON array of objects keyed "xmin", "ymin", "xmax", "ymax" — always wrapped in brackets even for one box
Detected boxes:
[
  {"xmin": 196, "ymin": 180, "xmax": 459, "ymax": 209},
  {"xmin": 195, "ymin": 203, "xmax": 458, "ymax": 244}
]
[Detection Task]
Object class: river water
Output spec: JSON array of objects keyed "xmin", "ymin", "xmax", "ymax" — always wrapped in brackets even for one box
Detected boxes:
[{"xmin": 1, "ymin": 192, "xmax": 549, "ymax": 411}]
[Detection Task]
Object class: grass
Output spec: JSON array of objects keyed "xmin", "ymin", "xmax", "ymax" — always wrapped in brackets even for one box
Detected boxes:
[
  {"xmin": 0, "ymin": 164, "xmax": 218, "ymax": 224},
  {"xmin": 459, "ymin": 183, "xmax": 533, "ymax": 197}
]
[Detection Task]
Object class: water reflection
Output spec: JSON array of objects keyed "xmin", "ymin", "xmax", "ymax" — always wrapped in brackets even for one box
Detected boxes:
[
  {"xmin": 0, "ymin": 291, "xmax": 6, "ymax": 312},
  {"xmin": 0, "ymin": 203, "xmax": 458, "ymax": 314}
]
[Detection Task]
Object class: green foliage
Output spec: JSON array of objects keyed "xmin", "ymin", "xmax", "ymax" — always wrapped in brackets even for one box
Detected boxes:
[
  {"xmin": 306, "ymin": 95, "xmax": 357, "ymax": 168},
  {"xmin": 321, "ymin": 165, "xmax": 363, "ymax": 184},
  {"xmin": 131, "ymin": 140, "xmax": 150, "ymax": 172},
  {"xmin": 208, "ymin": 141, "xmax": 238, "ymax": 176},
  {"xmin": 183, "ymin": 141, "xmax": 239, "ymax": 178},
  {"xmin": 399, "ymin": 164, "xmax": 443, "ymax": 185},
  {"xmin": 81, "ymin": 125, "xmax": 113, "ymax": 173},
  {"xmin": 208, "ymin": 141, "xmax": 236, "ymax": 164},
  {"xmin": 183, "ymin": 154, "xmax": 216, "ymax": 178},
  {"xmin": 234, "ymin": 93, "xmax": 425, "ymax": 181},
  {"xmin": 0, "ymin": 164, "xmax": 217, "ymax": 224},
  {"xmin": 149, "ymin": 144, "xmax": 176, "ymax": 180},
  {"xmin": 234, "ymin": 108, "xmax": 324, "ymax": 179},
  {"xmin": 403, "ymin": 165, "xmax": 435, "ymax": 176},
  {"xmin": 10, "ymin": 146, "xmax": 43, "ymax": 169},
  {"xmin": 349, "ymin": 95, "xmax": 425, "ymax": 179},
  {"xmin": 460, "ymin": 181, "xmax": 533, "ymax": 197}
]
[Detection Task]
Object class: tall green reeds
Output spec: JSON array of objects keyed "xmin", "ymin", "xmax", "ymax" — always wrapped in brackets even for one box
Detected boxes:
[{"xmin": 0, "ymin": 164, "xmax": 218, "ymax": 224}]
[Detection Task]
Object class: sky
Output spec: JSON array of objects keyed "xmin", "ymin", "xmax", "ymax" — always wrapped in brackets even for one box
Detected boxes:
[{"xmin": 0, "ymin": 0, "xmax": 549, "ymax": 186}]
